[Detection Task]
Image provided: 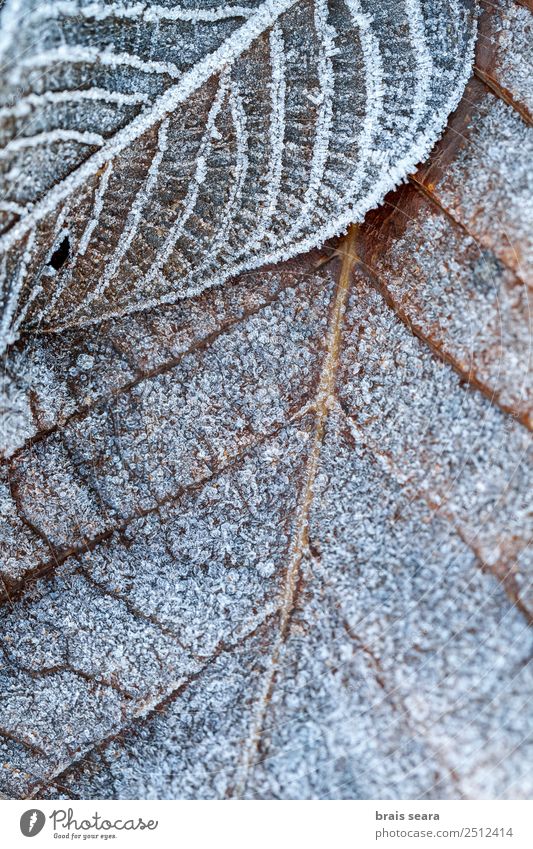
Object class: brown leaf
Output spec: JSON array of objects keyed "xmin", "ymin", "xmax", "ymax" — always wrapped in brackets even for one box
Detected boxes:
[{"xmin": 0, "ymin": 0, "xmax": 531, "ymax": 801}]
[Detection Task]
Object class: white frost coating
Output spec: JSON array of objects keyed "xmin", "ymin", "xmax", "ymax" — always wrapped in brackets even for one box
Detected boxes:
[
  {"xmin": 15, "ymin": 46, "xmax": 182, "ymax": 79},
  {"xmin": 286, "ymin": 0, "xmax": 335, "ymax": 239},
  {"xmin": 0, "ymin": 230, "xmax": 35, "ymax": 346},
  {"xmin": 401, "ymin": 0, "xmax": 434, "ymax": 146},
  {"xmin": 76, "ymin": 161, "xmax": 114, "ymax": 258},
  {"xmin": 73, "ymin": 0, "xmax": 475, "ymax": 328},
  {"xmin": 225, "ymin": 82, "xmax": 250, "ymax": 208},
  {"xmin": 74, "ymin": 119, "xmax": 170, "ymax": 311},
  {"xmin": 12, "ymin": 209, "xmax": 71, "ymax": 334},
  {"xmin": 164, "ymin": 78, "xmax": 250, "ymax": 289},
  {"xmin": 0, "ymin": 242, "xmax": 530, "ymax": 798},
  {"xmin": 0, "ymin": 89, "xmax": 148, "ymax": 120},
  {"xmin": 0, "ymin": 0, "xmax": 298, "ymax": 255},
  {"xmin": 98, "ymin": 29, "xmax": 476, "ymax": 326},
  {"xmin": 126, "ymin": 75, "xmax": 231, "ymax": 296},
  {"xmin": 30, "ymin": 1, "xmax": 256, "ymax": 24},
  {"xmin": 34, "ymin": 161, "xmax": 113, "ymax": 325},
  {"xmin": 0, "ymin": 0, "xmax": 24, "ymax": 64},
  {"xmin": 246, "ymin": 24, "xmax": 285, "ymax": 249},
  {"xmin": 0, "ymin": 0, "xmax": 478, "ymax": 347},
  {"xmin": 0, "ymin": 129, "xmax": 104, "ymax": 157},
  {"xmin": 0, "ymin": 201, "xmax": 29, "ymax": 215},
  {"xmin": 220, "ymin": 36, "xmax": 475, "ymax": 285},
  {"xmin": 1, "ymin": 0, "xmax": 532, "ymax": 803},
  {"xmin": 195, "ymin": 79, "xmax": 250, "ymax": 265},
  {"xmin": 329, "ymin": 0, "xmax": 384, "ymax": 211}
]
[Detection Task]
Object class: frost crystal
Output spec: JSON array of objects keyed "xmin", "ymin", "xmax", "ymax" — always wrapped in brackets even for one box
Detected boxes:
[
  {"xmin": 0, "ymin": 0, "xmax": 530, "ymax": 806},
  {"xmin": 0, "ymin": 0, "xmax": 477, "ymax": 347}
]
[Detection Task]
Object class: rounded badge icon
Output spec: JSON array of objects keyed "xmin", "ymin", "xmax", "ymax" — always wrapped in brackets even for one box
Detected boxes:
[{"xmin": 20, "ymin": 809, "xmax": 46, "ymax": 837}]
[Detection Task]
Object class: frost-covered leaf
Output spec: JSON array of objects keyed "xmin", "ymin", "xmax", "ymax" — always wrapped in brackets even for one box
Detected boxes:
[
  {"xmin": 0, "ymin": 0, "xmax": 532, "ymax": 802},
  {"xmin": 0, "ymin": 0, "xmax": 477, "ymax": 349}
]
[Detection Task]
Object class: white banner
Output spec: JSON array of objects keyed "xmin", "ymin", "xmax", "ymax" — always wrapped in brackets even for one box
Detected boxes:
[{"xmin": 1, "ymin": 799, "xmax": 532, "ymax": 848}]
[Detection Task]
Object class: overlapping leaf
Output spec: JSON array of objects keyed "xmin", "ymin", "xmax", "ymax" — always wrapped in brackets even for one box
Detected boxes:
[
  {"xmin": 0, "ymin": 0, "xmax": 531, "ymax": 802},
  {"xmin": 0, "ymin": 0, "xmax": 476, "ymax": 348}
]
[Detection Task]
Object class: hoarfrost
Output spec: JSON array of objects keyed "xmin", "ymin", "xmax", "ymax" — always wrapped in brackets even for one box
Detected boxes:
[{"xmin": 0, "ymin": 0, "xmax": 477, "ymax": 348}]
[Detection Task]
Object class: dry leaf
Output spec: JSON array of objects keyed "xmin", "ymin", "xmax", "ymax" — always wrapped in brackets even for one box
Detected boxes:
[
  {"xmin": 0, "ymin": 0, "xmax": 476, "ymax": 345},
  {"xmin": 0, "ymin": 0, "xmax": 531, "ymax": 801}
]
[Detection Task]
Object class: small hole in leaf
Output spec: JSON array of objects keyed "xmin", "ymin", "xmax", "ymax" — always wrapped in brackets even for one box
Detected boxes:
[{"xmin": 49, "ymin": 235, "xmax": 70, "ymax": 270}]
